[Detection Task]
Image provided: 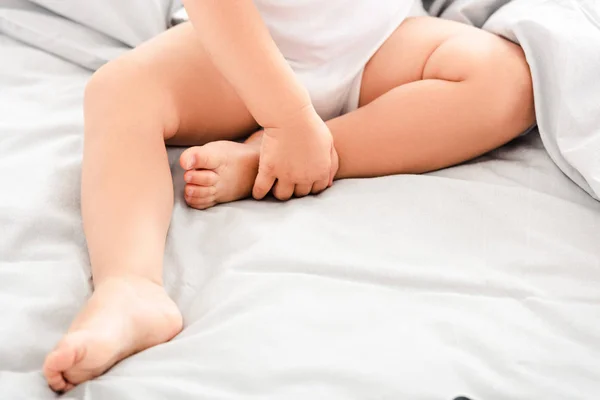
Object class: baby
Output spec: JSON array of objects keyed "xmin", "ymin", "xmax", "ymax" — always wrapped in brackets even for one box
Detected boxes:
[{"xmin": 43, "ymin": 0, "xmax": 535, "ymax": 392}]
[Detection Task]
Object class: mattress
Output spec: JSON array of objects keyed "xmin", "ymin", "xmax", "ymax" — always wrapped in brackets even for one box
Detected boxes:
[{"xmin": 1, "ymin": 18, "xmax": 600, "ymax": 400}]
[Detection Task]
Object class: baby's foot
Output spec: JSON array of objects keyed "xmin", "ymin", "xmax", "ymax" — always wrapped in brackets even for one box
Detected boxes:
[
  {"xmin": 43, "ymin": 277, "xmax": 182, "ymax": 392},
  {"xmin": 180, "ymin": 141, "xmax": 260, "ymax": 210}
]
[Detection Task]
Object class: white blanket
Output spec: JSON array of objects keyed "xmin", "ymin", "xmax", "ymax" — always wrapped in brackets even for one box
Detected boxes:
[{"xmin": 1, "ymin": 3, "xmax": 600, "ymax": 400}]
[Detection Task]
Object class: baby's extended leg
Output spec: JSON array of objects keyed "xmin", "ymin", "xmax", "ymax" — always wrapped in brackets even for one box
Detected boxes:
[
  {"xmin": 180, "ymin": 16, "xmax": 534, "ymax": 204},
  {"xmin": 43, "ymin": 23, "xmax": 257, "ymax": 391}
]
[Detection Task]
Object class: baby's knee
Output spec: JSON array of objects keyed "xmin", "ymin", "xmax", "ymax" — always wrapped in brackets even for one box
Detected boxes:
[
  {"xmin": 474, "ymin": 36, "xmax": 535, "ymax": 129},
  {"xmin": 493, "ymin": 43, "xmax": 535, "ymax": 127},
  {"xmin": 428, "ymin": 31, "xmax": 535, "ymax": 128},
  {"xmin": 85, "ymin": 58, "xmax": 145, "ymax": 109},
  {"xmin": 84, "ymin": 56, "xmax": 180, "ymax": 138}
]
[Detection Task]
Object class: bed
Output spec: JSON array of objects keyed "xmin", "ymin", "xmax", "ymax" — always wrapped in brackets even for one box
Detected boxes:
[{"xmin": 1, "ymin": 1, "xmax": 600, "ymax": 399}]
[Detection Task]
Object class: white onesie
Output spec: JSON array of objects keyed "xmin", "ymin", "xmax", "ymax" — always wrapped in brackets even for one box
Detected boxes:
[{"xmin": 254, "ymin": 0, "xmax": 415, "ymax": 120}]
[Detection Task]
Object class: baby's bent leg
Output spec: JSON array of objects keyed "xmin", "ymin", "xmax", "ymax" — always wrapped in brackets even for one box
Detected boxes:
[
  {"xmin": 330, "ymin": 17, "xmax": 535, "ymax": 178},
  {"xmin": 43, "ymin": 23, "xmax": 256, "ymax": 392},
  {"xmin": 200, "ymin": 17, "xmax": 535, "ymax": 204}
]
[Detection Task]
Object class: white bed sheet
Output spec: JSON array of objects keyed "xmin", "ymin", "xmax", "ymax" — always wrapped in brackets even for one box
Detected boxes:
[{"xmin": 1, "ymin": 32, "xmax": 600, "ymax": 400}]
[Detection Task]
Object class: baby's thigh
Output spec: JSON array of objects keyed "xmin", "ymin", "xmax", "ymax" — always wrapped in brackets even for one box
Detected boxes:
[
  {"xmin": 360, "ymin": 16, "xmax": 533, "ymax": 125},
  {"xmin": 359, "ymin": 17, "xmax": 487, "ymax": 106},
  {"xmin": 90, "ymin": 22, "xmax": 257, "ymax": 145}
]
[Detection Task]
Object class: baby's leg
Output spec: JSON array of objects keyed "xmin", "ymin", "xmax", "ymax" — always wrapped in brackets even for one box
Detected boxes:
[
  {"xmin": 181, "ymin": 16, "xmax": 534, "ymax": 204},
  {"xmin": 328, "ymin": 16, "xmax": 535, "ymax": 178},
  {"xmin": 43, "ymin": 23, "xmax": 257, "ymax": 392}
]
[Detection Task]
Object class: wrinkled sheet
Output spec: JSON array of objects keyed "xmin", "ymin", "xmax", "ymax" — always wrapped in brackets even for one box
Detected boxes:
[
  {"xmin": 2, "ymin": 7, "xmax": 600, "ymax": 400},
  {"xmin": 423, "ymin": 0, "xmax": 600, "ymax": 201}
]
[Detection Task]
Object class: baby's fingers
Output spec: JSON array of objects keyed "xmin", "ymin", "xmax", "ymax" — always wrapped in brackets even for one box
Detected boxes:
[
  {"xmin": 253, "ymin": 172, "xmax": 276, "ymax": 200},
  {"xmin": 294, "ymin": 184, "xmax": 313, "ymax": 198},
  {"xmin": 273, "ymin": 181, "xmax": 295, "ymax": 201},
  {"xmin": 311, "ymin": 179, "xmax": 329, "ymax": 195}
]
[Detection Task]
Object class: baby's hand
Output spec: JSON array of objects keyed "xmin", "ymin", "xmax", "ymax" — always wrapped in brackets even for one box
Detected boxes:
[{"xmin": 253, "ymin": 106, "xmax": 338, "ymax": 201}]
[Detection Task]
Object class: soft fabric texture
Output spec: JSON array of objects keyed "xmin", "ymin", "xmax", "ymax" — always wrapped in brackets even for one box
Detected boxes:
[
  {"xmin": 0, "ymin": 0, "xmax": 184, "ymax": 69},
  {"xmin": 0, "ymin": 3, "xmax": 127, "ymax": 70},
  {"xmin": 27, "ymin": 0, "xmax": 178, "ymax": 46},
  {"xmin": 1, "ymin": 11, "xmax": 600, "ymax": 399}
]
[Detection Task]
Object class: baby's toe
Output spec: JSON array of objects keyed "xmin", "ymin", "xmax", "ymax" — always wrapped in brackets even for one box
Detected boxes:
[
  {"xmin": 44, "ymin": 359, "xmax": 69, "ymax": 392},
  {"xmin": 185, "ymin": 184, "xmax": 217, "ymax": 199},
  {"xmin": 180, "ymin": 145, "xmax": 223, "ymax": 171},
  {"xmin": 185, "ymin": 185, "xmax": 217, "ymax": 209},
  {"xmin": 185, "ymin": 195, "xmax": 217, "ymax": 210},
  {"xmin": 184, "ymin": 170, "xmax": 219, "ymax": 186},
  {"xmin": 43, "ymin": 338, "xmax": 85, "ymax": 392}
]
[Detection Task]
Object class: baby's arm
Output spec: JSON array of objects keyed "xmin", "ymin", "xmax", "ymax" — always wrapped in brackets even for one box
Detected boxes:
[
  {"xmin": 183, "ymin": 0, "xmax": 309, "ymax": 127},
  {"xmin": 183, "ymin": 0, "xmax": 337, "ymax": 199}
]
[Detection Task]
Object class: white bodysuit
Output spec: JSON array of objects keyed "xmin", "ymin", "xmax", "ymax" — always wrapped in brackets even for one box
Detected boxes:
[{"xmin": 254, "ymin": 0, "xmax": 415, "ymax": 120}]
